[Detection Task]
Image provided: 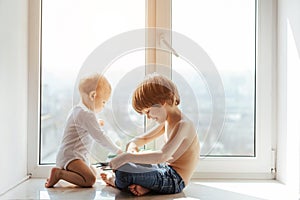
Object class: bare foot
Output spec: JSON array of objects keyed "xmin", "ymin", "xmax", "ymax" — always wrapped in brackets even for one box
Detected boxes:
[
  {"xmin": 45, "ymin": 168, "xmax": 61, "ymax": 188},
  {"xmin": 100, "ymin": 171, "xmax": 116, "ymax": 187},
  {"xmin": 128, "ymin": 184, "xmax": 150, "ymax": 196}
]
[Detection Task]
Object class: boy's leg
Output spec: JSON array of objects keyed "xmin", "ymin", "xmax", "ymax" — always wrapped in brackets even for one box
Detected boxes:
[
  {"xmin": 45, "ymin": 159, "xmax": 96, "ymax": 188},
  {"xmin": 100, "ymin": 169, "xmax": 151, "ymax": 196},
  {"xmin": 114, "ymin": 163, "xmax": 162, "ymax": 191},
  {"xmin": 101, "ymin": 163, "xmax": 158, "ymax": 188},
  {"xmin": 114, "ymin": 163, "xmax": 184, "ymax": 195}
]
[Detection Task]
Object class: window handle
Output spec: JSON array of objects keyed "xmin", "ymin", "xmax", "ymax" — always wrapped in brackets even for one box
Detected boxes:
[{"xmin": 159, "ymin": 34, "xmax": 179, "ymax": 57}]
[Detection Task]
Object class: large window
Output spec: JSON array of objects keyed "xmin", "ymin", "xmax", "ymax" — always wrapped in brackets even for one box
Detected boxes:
[
  {"xmin": 172, "ymin": 0, "xmax": 255, "ymax": 157},
  {"xmin": 29, "ymin": 0, "xmax": 275, "ymax": 178},
  {"xmin": 40, "ymin": 0, "xmax": 145, "ymax": 164}
]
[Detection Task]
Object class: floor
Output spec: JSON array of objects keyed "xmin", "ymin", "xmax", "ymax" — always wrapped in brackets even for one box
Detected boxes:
[{"xmin": 0, "ymin": 178, "xmax": 295, "ymax": 200}]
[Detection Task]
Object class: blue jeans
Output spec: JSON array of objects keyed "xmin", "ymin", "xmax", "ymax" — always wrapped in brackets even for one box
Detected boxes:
[{"xmin": 114, "ymin": 163, "xmax": 185, "ymax": 194}]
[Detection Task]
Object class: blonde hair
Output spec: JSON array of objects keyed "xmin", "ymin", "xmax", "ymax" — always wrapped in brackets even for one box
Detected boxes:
[
  {"xmin": 78, "ymin": 74, "xmax": 111, "ymax": 96},
  {"xmin": 132, "ymin": 73, "xmax": 180, "ymax": 114}
]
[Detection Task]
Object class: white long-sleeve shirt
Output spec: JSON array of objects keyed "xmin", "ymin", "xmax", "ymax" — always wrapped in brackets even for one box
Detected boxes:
[{"xmin": 56, "ymin": 102, "xmax": 121, "ymax": 169}]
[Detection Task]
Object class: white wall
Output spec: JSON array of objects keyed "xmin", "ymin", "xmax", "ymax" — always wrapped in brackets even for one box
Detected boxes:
[
  {"xmin": 0, "ymin": 0, "xmax": 28, "ymax": 195},
  {"xmin": 277, "ymin": 0, "xmax": 300, "ymax": 197}
]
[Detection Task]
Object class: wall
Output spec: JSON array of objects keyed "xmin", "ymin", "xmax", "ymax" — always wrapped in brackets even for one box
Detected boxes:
[
  {"xmin": 277, "ymin": 0, "xmax": 300, "ymax": 197},
  {"xmin": 0, "ymin": 0, "xmax": 28, "ymax": 195}
]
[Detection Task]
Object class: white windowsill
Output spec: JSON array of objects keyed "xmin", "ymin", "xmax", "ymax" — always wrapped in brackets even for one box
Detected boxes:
[
  {"xmin": 189, "ymin": 179, "xmax": 298, "ymax": 200},
  {"xmin": 1, "ymin": 178, "xmax": 298, "ymax": 200}
]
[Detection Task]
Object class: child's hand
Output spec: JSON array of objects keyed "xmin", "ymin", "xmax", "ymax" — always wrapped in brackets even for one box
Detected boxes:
[
  {"xmin": 127, "ymin": 147, "xmax": 138, "ymax": 153},
  {"xmin": 98, "ymin": 119, "xmax": 104, "ymax": 126},
  {"xmin": 126, "ymin": 143, "xmax": 139, "ymax": 153}
]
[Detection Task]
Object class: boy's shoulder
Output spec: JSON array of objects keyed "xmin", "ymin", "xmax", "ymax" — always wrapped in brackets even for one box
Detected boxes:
[
  {"xmin": 171, "ymin": 117, "xmax": 195, "ymax": 133},
  {"xmin": 178, "ymin": 116, "xmax": 194, "ymax": 126}
]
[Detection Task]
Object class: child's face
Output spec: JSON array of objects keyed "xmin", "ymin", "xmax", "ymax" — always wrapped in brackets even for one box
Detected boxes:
[
  {"xmin": 93, "ymin": 90, "xmax": 110, "ymax": 113},
  {"xmin": 143, "ymin": 104, "xmax": 167, "ymax": 123}
]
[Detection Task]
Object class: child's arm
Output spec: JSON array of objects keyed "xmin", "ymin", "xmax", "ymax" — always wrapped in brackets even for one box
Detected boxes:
[
  {"xmin": 111, "ymin": 121, "xmax": 195, "ymax": 169},
  {"xmin": 125, "ymin": 123, "xmax": 165, "ymax": 152},
  {"xmin": 80, "ymin": 112, "xmax": 122, "ymax": 154}
]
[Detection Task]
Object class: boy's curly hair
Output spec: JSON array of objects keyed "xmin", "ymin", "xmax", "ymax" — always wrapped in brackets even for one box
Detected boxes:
[{"xmin": 132, "ymin": 73, "xmax": 180, "ymax": 114}]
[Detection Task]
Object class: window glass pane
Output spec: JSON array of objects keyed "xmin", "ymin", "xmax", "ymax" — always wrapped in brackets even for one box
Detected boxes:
[
  {"xmin": 41, "ymin": 0, "xmax": 145, "ymax": 164},
  {"xmin": 172, "ymin": 0, "xmax": 255, "ymax": 156}
]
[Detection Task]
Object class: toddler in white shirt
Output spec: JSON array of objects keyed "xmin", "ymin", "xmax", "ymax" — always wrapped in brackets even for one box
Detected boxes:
[{"xmin": 45, "ymin": 74, "xmax": 122, "ymax": 188}]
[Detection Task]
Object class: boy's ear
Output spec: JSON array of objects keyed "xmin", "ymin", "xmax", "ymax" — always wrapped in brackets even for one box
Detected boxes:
[
  {"xmin": 89, "ymin": 91, "xmax": 96, "ymax": 101},
  {"xmin": 161, "ymin": 101, "xmax": 167, "ymax": 107}
]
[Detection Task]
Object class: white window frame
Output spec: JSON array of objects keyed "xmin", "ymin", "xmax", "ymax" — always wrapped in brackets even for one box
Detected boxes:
[
  {"xmin": 196, "ymin": 0, "xmax": 277, "ymax": 179},
  {"xmin": 28, "ymin": 0, "xmax": 45, "ymax": 177},
  {"xmin": 146, "ymin": 0, "xmax": 277, "ymax": 179},
  {"xmin": 197, "ymin": 0, "xmax": 277, "ymax": 179},
  {"xmin": 28, "ymin": 0, "xmax": 277, "ymax": 179}
]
